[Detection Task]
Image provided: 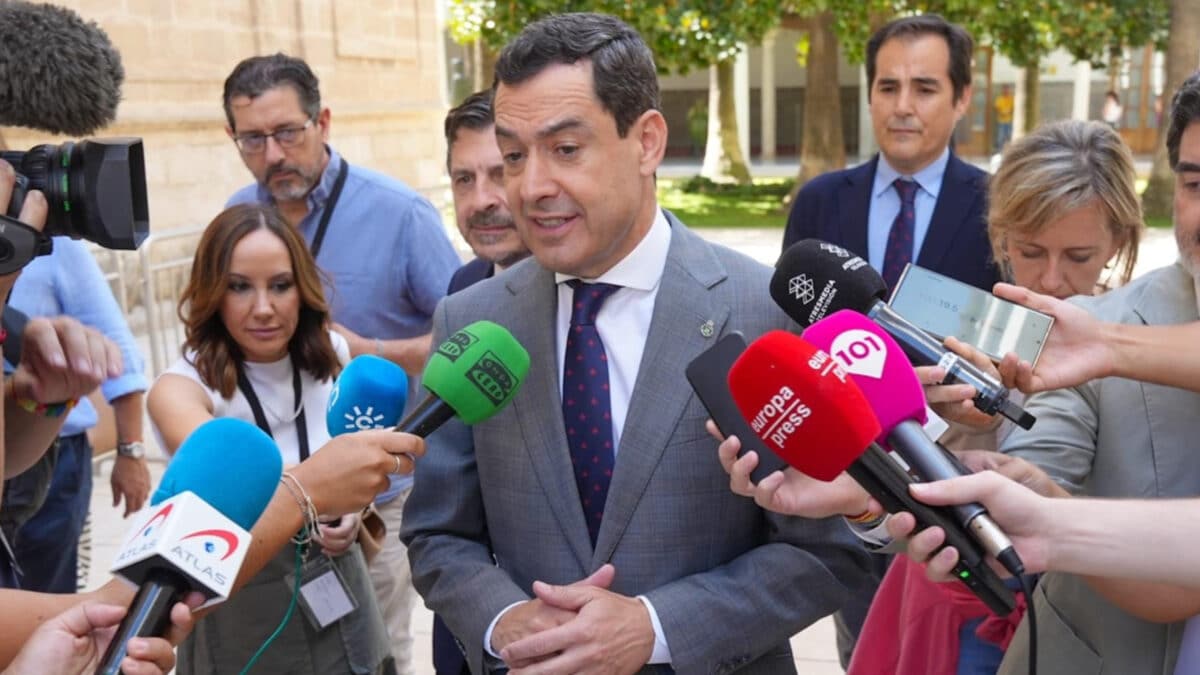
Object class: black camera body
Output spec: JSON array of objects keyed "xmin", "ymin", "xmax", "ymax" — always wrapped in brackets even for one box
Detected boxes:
[{"xmin": 0, "ymin": 137, "xmax": 148, "ymax": 275}]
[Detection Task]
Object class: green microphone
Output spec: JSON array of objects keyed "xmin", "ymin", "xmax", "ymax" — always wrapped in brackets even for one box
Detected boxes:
[{"xmin": 397, "ymin": 320, "xmax": 531, "ymax": 437}]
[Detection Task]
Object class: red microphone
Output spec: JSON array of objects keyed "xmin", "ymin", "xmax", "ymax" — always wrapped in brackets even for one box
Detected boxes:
[
  {"xmin": 726, "ymin": 330, "xmax": 879, "ymax": 481},
  {"xmin": 727, "ymin": 330, "xmax": 1016, "ymax": 616}
]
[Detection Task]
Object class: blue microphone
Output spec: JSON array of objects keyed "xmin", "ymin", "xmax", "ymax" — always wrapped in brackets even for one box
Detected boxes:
[
  {"xmin": 151, "ymin": 417, "xmax": 282, "ymax": 528},
  {"xmin": 96, "ymin": 418, "xmax": 282, "ymax": 674},
  {"xmin": 327, "ymin": 355, "xmax": 409, "ymax": 436}
]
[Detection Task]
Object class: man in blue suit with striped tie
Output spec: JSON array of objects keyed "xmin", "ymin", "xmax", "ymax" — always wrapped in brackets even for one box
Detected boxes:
[{"xmin": 782, "ymin": 14, "xmax": 999, "ymax": 294}]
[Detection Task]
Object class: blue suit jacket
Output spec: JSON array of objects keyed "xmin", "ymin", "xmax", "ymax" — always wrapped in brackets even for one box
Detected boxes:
[
  {"xmin": 447, "ymin": 257, "xmax": 494, "ymax": 295},
  {"xmin": 782, "ymin": 154, "xmax": 1001, "ymax": 292}
]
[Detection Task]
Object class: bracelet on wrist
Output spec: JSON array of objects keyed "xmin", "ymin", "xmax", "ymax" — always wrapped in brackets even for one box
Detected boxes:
[
  {"xmin": 846, "ymin": 509, "xmax": 881, "ymax": 524},
  {"xmin": 280, "ymin": 471, "xmax": 321, "ymax": 545},
  {"xmin": 14, "ymin": 396, "xmax": 79, "ymax": 418}
]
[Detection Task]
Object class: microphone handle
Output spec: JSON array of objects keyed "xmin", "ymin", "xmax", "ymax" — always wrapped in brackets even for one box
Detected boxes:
[
  {"xmin": 867, "ymin": 302, "xmax": 1036, "ymax": 430},
  {"xmin": 889, "ymin": 421, "xmax": 1019, "ymax": 565},
  {"xmin": 95, "ymin": 568, "xmax": 190, "ymax": 675},
  {"xmin": 889, "ymin": 420, "xmax": 990, "ymax": 524},
  {"xmin": 849, "ymin": 444, "xmax": 1016, "ymax": 616},
  {"xmin": 395, "ymin": 395, "xmax": 455, "ymax": 438}
]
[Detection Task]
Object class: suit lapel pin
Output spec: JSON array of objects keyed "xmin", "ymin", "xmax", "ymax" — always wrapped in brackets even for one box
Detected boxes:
[{"xmin": 700, "ymin": 320, "xmax": 714, "ymax": 338}]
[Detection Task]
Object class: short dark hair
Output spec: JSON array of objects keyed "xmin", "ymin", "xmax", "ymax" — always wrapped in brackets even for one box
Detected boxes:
[
  {"xmin": 223, "ymin": 53, "xmax": 321, "ymax": 131},
  {"xmin": 493, "ymin": 12, "xmax": 660, "ymax": 138},
  {"xmin": 866, "ymin": 14, "xmax": 973, "ymax": 104},
  {"xmin": 444, "ymin": 89, "xmax": 495, "ymax": 167},
  {"xmin": 1167, "ymin": 72, "xmax": 1200, "ymax": 169}
]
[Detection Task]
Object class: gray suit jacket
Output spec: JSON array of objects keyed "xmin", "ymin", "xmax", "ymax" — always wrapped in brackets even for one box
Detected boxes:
[
  {"xmin": 401, "ymin": 216, "xmax": 869, "ymax": 674},
  {"xmin": 999, "ymin": 262, "xmax": 1200, "ymax": 675}
]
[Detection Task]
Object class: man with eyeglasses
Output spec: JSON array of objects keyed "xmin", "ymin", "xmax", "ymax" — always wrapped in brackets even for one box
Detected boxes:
[{"xmin": 222, "ymin": 52, "xmax": 461, "ymax": 675}]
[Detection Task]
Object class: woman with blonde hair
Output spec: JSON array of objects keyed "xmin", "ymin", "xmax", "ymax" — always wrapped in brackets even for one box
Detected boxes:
[
  {"xmin": 987, "ymin": 118, "xmax": 1140, "ymax": 296},
  {"xmin": 854, "ymin": 119, "xmax": 1144, "ymax": 675}
]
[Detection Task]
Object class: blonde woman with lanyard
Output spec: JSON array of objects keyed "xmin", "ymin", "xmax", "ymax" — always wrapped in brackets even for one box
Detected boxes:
[{"xmin": 148, "ymin": 203, "xmax": 392, "ymax": 674}]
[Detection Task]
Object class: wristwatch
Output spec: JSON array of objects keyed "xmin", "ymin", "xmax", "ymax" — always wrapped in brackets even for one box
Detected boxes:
[{"xmin": 116, "ymin": 441, "xmax": 146, "ymax": 459}]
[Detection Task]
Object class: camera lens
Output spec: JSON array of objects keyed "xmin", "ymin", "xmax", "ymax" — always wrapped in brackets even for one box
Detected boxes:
[
  {"xmin": 0, "ymin": 138, "xmax": 149, "ymax": 250},
  {"xmin": 0, "ymin": 237, "xmax": 13, "ymax": 264}
]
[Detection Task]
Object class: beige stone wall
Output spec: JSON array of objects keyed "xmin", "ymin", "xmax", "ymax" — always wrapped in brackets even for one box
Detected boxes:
[{"xmin": 0, "ymin": 0, "xmax": 450, "ymax": 236}]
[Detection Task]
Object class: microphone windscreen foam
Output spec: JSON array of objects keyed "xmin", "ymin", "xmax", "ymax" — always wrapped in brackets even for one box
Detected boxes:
[
  {"xmin": 423, "ymin": 320, "xmax": 530, "ymax": 424},
  {"xmin": 151, "ymin": 418, "xmax": 282, "ymax": 531},
  {"xmin": 727, "ymin": 330, "xmax": 881, "ymax": 481},
  {"xmin": 771, "ymin": 239, "xmax": 888, "ymax": 327},
  {"xmin": 327, "ymin": 355, "xmax": 409, "ymax": 436},
  {"xmin": 803, "ymin": 310, "xmax": 927, "ymax": 444},
  {"xmin": 0, "ymin": 1, "xmax": 124, "ymax": 135}
]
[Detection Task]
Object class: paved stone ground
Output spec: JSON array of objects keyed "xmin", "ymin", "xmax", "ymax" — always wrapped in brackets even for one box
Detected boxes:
[{"xmin": 83, "ymin": 224, "xmax": 1179, "ymax": 674}]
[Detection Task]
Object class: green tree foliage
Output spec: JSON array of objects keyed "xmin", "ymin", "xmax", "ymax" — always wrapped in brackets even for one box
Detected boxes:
[
  {"xmin": 446, "ymin": 0, "xmax": 792, "ymax": 185},
  {"xmin": 448, "ymin": 0, "xmax": 785, "ymax": 75},
  {"xmin": 1055, "ymin": 0, "xmax": 1169, "ymax": 67}
]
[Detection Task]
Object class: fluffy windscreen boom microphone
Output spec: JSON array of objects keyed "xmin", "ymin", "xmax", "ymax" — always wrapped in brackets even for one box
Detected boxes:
[
  {"xmin": 727, "ymin": 331, "xmax": 1016, "ymax": 616},
  {"xmin": 0, "ymin": 1, "xmax": 124, "ymax": 135},
  {"xmin": 771, "ymin": 239, "xmax": 1036, "ymax": 430}
]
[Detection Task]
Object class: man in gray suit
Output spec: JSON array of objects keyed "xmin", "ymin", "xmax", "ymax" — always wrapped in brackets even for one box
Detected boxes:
[
  {"xmin": 401, "ymin": 12, "xmax": 869, "ymax": 675},
  {"xmin": 996, "ymin": 72, "xmax": 1200, "ymax": 675}
]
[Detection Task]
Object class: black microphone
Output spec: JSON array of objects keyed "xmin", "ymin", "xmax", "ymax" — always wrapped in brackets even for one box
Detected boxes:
[
  {"xmin": 771, "ymin": 239, "xmax": 1035, "ymax": 430},
  {"xmin": 0, "ymin": 1, "xmax": 124, "ymax": 136}
]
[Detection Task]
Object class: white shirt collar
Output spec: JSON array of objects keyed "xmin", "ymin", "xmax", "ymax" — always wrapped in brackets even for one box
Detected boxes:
[
  {"xmin": 873, "ymin": 147, "xmax": 950, "ymax": 200},
  {"xmin": 554, "ymin": 207, "xmax": 671, "ymax": 292}
]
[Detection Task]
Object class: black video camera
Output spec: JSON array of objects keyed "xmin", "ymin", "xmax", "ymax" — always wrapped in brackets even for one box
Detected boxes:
[{"xmin": 0, "ymin": 137, "xmax": 148, "ymax": 274}]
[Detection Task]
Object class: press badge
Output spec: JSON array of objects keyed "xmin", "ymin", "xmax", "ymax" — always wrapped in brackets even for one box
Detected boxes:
[{"xmin": 284, "ymin": 555, "xmax": 358, "ymax": 629}]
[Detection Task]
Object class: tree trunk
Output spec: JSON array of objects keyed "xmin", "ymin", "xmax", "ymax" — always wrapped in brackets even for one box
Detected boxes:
[
  {"xmin": 1143, "ymin": 0, "xmax": 1200, "ymax": 220},
  {"xmin": 701, "ymin": 61, "xmax": 752, "ymax": 184},
  {"xmin": 790, "ymin": 12, "xmax": 844, "ymax": 200},
  {"xmin": 1107, "ymin": 47, "xmax": 1122, "ymax": 93},
  {"xmin": 473, "ymin": 40, "xmax": 499, "ymax": 92},
  {"xmin": 1022, "ymin": 60, "xmax": 1041, "ymax": 133}
]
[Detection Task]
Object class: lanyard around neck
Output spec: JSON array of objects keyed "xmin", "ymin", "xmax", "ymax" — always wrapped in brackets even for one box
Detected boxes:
[
  {"xmin": 309, "ymin": 158, "xmax": 349, "ymax": 261},
  {"xmin": 236, "ymin": 363, "xmax": 310, "ymax": 462}
]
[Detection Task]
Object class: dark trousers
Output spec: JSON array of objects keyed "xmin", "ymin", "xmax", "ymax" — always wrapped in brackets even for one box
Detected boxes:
[
  {"xmin": 10, "ymin": 433, "xmax": 92, "ymax": 592},
  {"xmin": 433, "ymin": 614, "xmax": 470, "ymax": 675}
]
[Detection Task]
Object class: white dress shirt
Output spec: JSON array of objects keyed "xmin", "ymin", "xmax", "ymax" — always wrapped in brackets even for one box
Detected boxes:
[{"xmin": 484, "ymin": 208, "xmax": 675, "ymax": 665}]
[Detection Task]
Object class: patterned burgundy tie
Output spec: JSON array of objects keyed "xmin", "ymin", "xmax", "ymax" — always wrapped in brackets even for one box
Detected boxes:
[
  {"xmin": 882, "ymin": 178, "xmax": 919, "ymax": 291},
  {"xmin": 562, "ymin": 280, "xmax": 621, "ymax": 546}
]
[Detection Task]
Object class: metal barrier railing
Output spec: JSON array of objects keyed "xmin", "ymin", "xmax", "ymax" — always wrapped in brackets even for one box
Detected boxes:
[
  {"xmin": 139, "ymin": 228, "xmax": 203, "ymax": 378},
  {"xmin": 89, "ymin": 227, "xmax": 202, "ymax": 379}
]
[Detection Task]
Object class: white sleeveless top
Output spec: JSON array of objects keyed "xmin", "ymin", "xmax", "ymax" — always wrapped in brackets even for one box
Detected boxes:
[{"xmin": 155, "ymin": 331, "xmax": 350, "ymax": 466}]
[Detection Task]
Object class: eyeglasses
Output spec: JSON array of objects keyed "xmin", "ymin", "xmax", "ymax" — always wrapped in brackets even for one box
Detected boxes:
[{"xmin": 233, "ymin": 118, "xmax": 315, "ymax": 154}]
